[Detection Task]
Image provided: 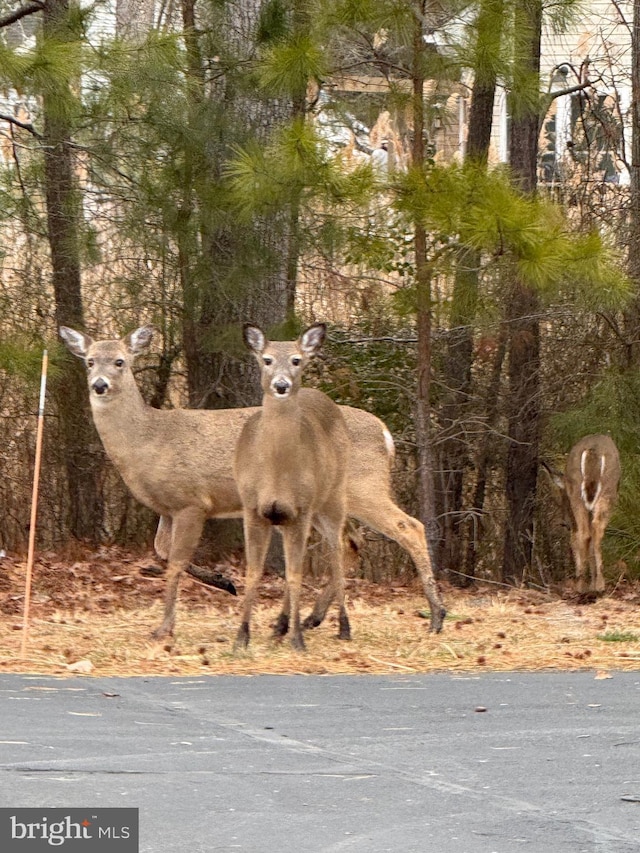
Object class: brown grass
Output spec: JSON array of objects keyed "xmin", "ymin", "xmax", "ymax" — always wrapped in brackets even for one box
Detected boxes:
[{"xmin": 1, "ymin": 547, "xmax": 639, "ymax": 677}]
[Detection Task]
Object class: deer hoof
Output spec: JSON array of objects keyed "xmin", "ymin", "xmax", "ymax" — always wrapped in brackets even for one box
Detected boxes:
[
  {"xmin": 302, "ymin": 613, "xmax": 322, "ymax": 630},
  {"xmin": 430, "ymin": 606, "xmax": 447, "ymax": 634},
  {"xmin": 151, "ymin": 624, "xmax": 173, "ymax": 642}
]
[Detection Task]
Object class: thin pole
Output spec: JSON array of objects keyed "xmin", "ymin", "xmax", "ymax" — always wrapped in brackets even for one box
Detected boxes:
[{"xmin": 20, "ymin": 349, "xmax": 48, "ymax": 659}]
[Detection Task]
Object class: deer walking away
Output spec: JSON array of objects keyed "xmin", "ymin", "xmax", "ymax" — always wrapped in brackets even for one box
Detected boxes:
[
  {"xmin": 546, "ymin": 434, "xmax": 620, "ymax": 594},
  {"xmin": 60, "ymin": 324, "xmax": 445, "ymax": 642},
  {"xmin": 234, "ymin": 323, "xmax": 350, "ymax": 650}
]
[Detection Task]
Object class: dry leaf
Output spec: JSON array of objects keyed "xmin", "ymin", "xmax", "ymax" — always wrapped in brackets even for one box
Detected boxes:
[
  {"xmin": 67, "ymin": 659, "xmax": 94, "ymax": 674},
  {"xmin": 594, "ymin": 670, "xmax": 613, "ymax": 680}
]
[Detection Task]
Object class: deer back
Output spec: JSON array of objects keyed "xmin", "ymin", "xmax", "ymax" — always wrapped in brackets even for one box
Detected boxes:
[{"xmin": 563, "ymin": 434, "xmax": 620, "ymax": 516}]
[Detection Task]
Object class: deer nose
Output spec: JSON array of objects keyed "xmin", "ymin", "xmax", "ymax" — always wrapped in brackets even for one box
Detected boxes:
[
  {"xmin": 273, "ymin": 379, "xmax": 290, "ymax": 396},
  {"xmin": 92, "ymin": 377, "xmax": 109, "ymax": 395}
]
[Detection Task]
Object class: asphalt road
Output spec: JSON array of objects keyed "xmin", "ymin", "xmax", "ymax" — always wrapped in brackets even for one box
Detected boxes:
[{"xmin": 1, "ymin": 671, "xmax": 639, "ymax": 852}]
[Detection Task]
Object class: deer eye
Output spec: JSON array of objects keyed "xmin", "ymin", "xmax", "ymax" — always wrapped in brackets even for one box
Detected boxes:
[
  {"xmin": 87, "ymin": 359, "xmax": 94, "ymax": 368},
  {"xmin": 262, "ymin": 356, "xmax": 273, "ymax": 366},
  {"xmin": 115, "ymin": 359, "xmax": 125, "ymax": 368},
  {"xmin": 291, "ymin": 356, "xmax": 302, "ymax": 367}
]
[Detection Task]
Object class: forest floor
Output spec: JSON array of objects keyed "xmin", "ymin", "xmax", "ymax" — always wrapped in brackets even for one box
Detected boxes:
[{"xmin": 0, "ymin": 546, "xmax": 639, "ymax": 678}]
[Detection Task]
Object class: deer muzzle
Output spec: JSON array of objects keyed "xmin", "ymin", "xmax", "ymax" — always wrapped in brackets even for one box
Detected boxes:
[
  {"xmin": 272, "ymin": 378, "xmax": 291, "ymax": 397},
  {"xmin": 91, "ymin": 377, "xmax": 110, "ymax": 396}
]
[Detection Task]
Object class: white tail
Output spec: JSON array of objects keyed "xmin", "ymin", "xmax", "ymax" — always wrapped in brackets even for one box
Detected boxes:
[
  {"xmin": 60, "ymin": 324, "xmax": 446, "ymax": 640},
  {"xmin": 233, "ymin": 323, "xmax": 350, "ymax": 650},
  {"xmin": 547, "ymin": 434, "xmax": 620, "ymax": 594}
]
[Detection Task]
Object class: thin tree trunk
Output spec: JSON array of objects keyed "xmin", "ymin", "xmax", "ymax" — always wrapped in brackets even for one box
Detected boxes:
[
  {"xmin": 43, "ymin": 0, "xmax": 104, "ymax": 541},
  {"xmin": 624, "ymin": 0, "xmax": 640, "ymax": 366},
  {"xmin": 437, "ymin": 0, "xmax": 504, "ymax": 584},
  {"xmin": 411, "ymin": 1, "xmax": 439, "ymax": 564},
  {"xmin": 501, "ymin": 0, "xmax": 542, "ymax": 585}
]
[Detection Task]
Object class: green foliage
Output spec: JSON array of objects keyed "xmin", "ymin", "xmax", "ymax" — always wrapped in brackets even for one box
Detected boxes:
[
  {"xmin": 392, "ymin": 161, "xmax": 629, "ymax": 306},
  {"xmin": 227, "ymin": 118, "xmax": 374, "ymax": 218},
  {"xmin": 256, "ymin": 0, "xmax": 291, "ymax": 45},
  {"xmin": 597, "ymin": 630, "xmax": 639, "ymax": 643},
  {"xmin": 0, "ymin": 340, "xmax": 60, "ymax": 386},
  {"xmin": 258, "ymin": 33, "xmax": 326, "ymax": 98}
]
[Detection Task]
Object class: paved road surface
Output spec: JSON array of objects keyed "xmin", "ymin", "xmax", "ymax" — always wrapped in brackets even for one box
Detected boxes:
[{"xmin": 1, "ymin": 671, "xmax": 639, "ymax": 852}]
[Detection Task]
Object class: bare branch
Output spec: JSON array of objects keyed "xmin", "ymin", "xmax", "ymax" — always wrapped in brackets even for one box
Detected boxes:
[
  {"xmin": 0, "ymin": 113, "xmax": 41, "ymax": 139},
  {"xmin": 0, "ymin": 2, "xmax": 44, "ymax": 30}
]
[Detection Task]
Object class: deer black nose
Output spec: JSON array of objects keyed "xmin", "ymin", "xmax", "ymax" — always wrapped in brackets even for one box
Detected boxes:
[
  {"xmin": 92, "ymin": 378, "xmax": 109, "ymax": 395},
  {"xmin": 273, "ymin": 380, "xmax": 290, "ymax": 396}
]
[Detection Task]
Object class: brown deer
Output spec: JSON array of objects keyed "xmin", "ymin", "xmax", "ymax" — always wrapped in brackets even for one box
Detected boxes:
[
  {"xmin": 545, "ymin": 434, "xmax": 620, "ymax": 594},
  {"xmin": 234, "ymin": 323, "xmax": 349, "ymax": 650},
  {"xmin": 60, "ymin": 325, "xmax": 446, "ymax": 640}
]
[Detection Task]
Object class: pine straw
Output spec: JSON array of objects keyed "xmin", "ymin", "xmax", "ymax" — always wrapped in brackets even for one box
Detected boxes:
[{"xmin": 1, "ymin": 549, "xmax": 640, "ymax": 678}]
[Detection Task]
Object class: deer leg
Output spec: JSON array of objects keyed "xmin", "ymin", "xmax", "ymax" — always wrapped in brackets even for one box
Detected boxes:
[
  {"xmin": 354, "ymin": 502, "xmax": 446, "ymax": 633},
  {"xmin": 154, "ymin": 515, "xmax": 172, "ymax": 561},
  {"xmin": 305, "ymin": 512, "xmax": 350, "ymax": 640},
  {"xmin": 281, "ymin": 520, "xmax": 313, "ymax": 651},
  {"xmin": 589, "ymin": 507, "xmax": 611, "ymax": 593},
  {"xmin": 235, "ymin": 515, "xmax": 272, "ymax": 651},
  {"xmin": 272, "ymin": 567, "xmax": 291, "ymax": 640},
  {"xmin": 570, "ymin": 511, "xmax": 591, "ymax": 593},
  {"xmin": 151, "ymin": 507, "xmax": 205, "ymax": 641}
]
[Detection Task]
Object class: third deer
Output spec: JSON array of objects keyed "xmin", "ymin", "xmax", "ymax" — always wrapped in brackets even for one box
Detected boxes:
[{"xmin": 545, "ymin": 434, "xmax": 620, "ymax": 594}]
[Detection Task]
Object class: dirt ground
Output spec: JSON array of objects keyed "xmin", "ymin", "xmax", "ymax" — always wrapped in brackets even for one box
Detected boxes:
[{"xmin": 1, "ymin": 545, "xmax": 639, "ymax": 678}]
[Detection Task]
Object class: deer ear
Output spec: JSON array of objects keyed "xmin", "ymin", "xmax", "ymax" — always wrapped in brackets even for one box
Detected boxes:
[
  {"xmin": 299, "ymin": 323, "xmax": 326, "ymax": 356},
  {"xmin": 541, "ymin": 461, "xmax": 565, "ymax": 491},
  {"xmin": 243, "ymin": 324, "xmax": 266, "ymax": 354},
  {"xmin": 125, "ymin": 325, "xmax": 154, "ymax": 355},
  {"xmin": 60, "ymin": 326, "xmax": 92, "ymax": 359}
]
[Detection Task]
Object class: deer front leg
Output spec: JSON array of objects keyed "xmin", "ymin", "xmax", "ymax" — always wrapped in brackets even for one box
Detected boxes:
[
  {"xmin": 235, "ymin": 515, "xmax": 272, "ymax": 651},
  {"xmin": 151, "ymin": 507, "xmax": 205, "ymax": 641},
  {"xmin": 281, "ymin": 520, "xmax": 313, "ymax": 651}
]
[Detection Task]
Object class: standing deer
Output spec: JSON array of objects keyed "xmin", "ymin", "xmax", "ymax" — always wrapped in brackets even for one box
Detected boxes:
[
  {"xmin": 545, "ymin": 434, "xmax": 620, "ymax": 594},
  {"xmin": 234, "ymin": 323, "xmax": 349, "ymax": 650},
  {"xmin": 60, "ymin": 324, "xmax": 446, "ymax": 640}
]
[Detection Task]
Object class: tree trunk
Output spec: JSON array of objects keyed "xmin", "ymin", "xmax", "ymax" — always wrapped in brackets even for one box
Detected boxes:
[
  {"xmin": 437, "ymin": 0, "xmax": 504, "ymax": 584},
  {"xmin": 411, "ymin": 1, "xmax": 439, "ymax": 564},
  {"xmin": 43, "ymin": 0, "xmax": 104, "ymax": 541},
  {"xmin": 180, "ymin": 0, "xmax": 289, "ymax": 411},
  {"xmin": 624, "ymin": 0, "xmax": 640, "ymax": 366},
  {"xmin": 501, "ymin": 0, "xmax": 542, "ymax": 585}
]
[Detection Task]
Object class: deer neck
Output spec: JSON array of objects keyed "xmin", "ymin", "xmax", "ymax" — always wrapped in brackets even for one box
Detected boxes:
[{"xmin": 89, "ymin": 381, "xmax": 151, "ymax": 463}]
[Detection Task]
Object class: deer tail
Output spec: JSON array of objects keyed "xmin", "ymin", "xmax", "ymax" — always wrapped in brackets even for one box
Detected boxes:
[{"xmin": 580, "ymin": 448, "xmax": 605, "ymax": 511}]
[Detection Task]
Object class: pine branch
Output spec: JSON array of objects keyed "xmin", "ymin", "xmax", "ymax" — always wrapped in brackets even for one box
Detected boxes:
[{"xmin": 0, "ymin": 2, "xmax": 44, "ymax": 30}]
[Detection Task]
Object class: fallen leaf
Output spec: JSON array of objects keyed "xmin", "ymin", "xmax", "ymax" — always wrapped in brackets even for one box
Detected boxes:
[
  {"xmin": 67, "ymin": 659, "xmax": 94, "ymax": 674},
  {"xmin": 595, "ymin": 670, "xmax": 613, "ymax": 680}
]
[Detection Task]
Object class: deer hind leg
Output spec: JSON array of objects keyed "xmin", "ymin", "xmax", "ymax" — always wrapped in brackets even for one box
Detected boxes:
[
  {"xmin": 355, "ymin": 502, "xmax": 446, "ymax": 633},
  {"xmin": 303, "ymin": 514, "xmax": 350, "ymax": 639},
  {"xmin": 235, "ymin": 515, "xmax": 272, "ymax": 650},
  {"xmin": 151, "ymin": 507, "xmax": 205, "ymax": 641},
  {"xmin": 281, "ymin": 519, "xmax": 313, "ymax": 651},
  {"xmin": 154, "ymin": 515, "xmax": 172, "ymax": 561},
  {"xmin": 589, "ymin": 505, "xmax": 611, "ymax": 594},
  {"xmin": 570, "ymin": 510, "xmax": 591, "ymax": 593}
]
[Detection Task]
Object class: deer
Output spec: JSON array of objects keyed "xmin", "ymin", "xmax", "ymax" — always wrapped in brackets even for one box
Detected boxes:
[
  {"xmin": 544, "ymin": 434, "xmax": 620, "ymax": 595},
  {"xmin": 233, "ymin": 323, "xmax": 350, "ymax": 651},
  {"xmin": 60, "ymin": 324, "xmax": 446, "ymax": 641}
]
